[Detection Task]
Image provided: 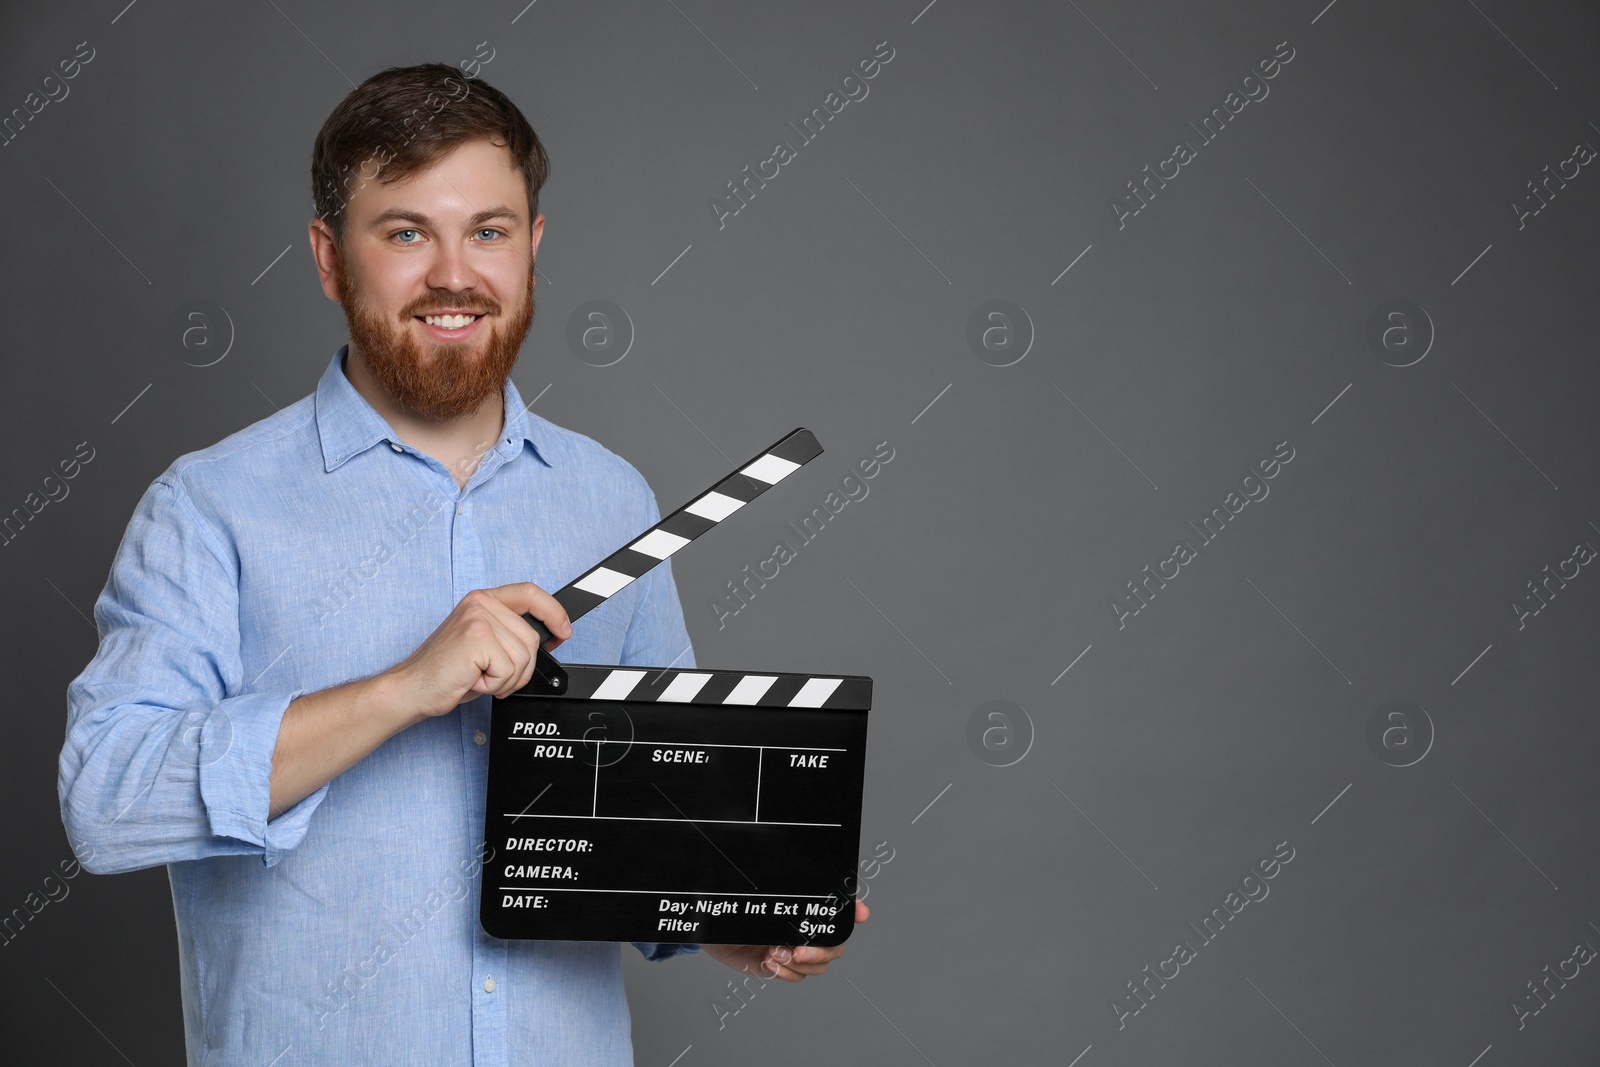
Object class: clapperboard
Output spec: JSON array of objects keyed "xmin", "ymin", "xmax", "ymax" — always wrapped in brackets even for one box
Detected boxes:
[{"xmin": 480, "ymin": 429, "xmax": 871, "ymax": 948}]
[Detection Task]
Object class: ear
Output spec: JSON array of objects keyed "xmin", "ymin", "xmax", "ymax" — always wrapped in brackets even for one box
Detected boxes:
[
  {"xmin": 529, "ymin": 213, "xmax": 545, "ymax": 266},
  {"xmin": 308, "ymin": 217, "xmax": 344, "ymax": 302}
]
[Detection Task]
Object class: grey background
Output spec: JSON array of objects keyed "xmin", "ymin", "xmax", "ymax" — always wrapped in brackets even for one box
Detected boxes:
[{"xmin": 3, "ymin": 0, "xmax": 1598, "ymax": 1063}]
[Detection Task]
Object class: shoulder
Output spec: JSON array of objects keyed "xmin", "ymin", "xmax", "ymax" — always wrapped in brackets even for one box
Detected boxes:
[{"xmin": 153, "ymin": 394, "xmax": 318, "ymax": 513}]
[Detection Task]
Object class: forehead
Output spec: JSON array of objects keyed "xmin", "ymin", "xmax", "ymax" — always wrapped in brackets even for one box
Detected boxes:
[{"xmin": 349, "ymin": 137, "xmax": 528, "ymax": 224}]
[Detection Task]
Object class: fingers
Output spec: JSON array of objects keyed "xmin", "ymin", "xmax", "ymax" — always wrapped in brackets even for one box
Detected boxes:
[
  {"xmin": 761, "ymin": 961, "xmax": 807, "ymax": 982},
  {"xmin": 404, "ymin": 583, "xmax": 573, "ymax": 717},
  {"xmin": 486, "ymin": 581, "xmax": 571, "ymax": 649},
  {"xmin": 464, "ymin": 639, "xmax": 526, "ymax": 698},
  {"xmin": 462, "ymin": 584, "xmax": 574, "ymax": 697},
  {"xmin": 855, "ymin": 900, "xmax": 870, "ymax": 923},
  {"xmin": 758, "ymin": 944, "xmax": 844, "ymax": 982},
  {"xmin": 754, "ymin": 953, "xmax": 807, "ymax": 982},
  {"xmin": 462, "ymin": 594, "xmax": 540, "ymax": 697}
]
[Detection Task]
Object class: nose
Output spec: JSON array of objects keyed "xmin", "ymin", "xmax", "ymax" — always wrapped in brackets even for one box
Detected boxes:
[{"xmin": 424, "ymin": 235, "xmax": 478, "ymax": 295}]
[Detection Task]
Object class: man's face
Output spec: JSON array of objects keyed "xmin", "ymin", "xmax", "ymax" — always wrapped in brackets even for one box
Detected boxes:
[{"xmin": 330, "ymin": 137, "xmax": 543, "ymax": 422}]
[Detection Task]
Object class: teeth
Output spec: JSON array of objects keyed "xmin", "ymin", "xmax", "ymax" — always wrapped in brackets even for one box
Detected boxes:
[{"xmin": 423, "ymin": 313, "xmax": 478, "ymax": 329}]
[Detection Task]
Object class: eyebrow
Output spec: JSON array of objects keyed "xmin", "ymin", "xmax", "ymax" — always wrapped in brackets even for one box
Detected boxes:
[{"xmin": 367, "ymin": 205, "xmax": 523, "ymax": 230}]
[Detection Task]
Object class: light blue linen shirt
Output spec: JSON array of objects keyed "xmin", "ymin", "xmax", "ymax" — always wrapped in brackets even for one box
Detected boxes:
[{"xmin": 60, "ymin": 346, "xmax": 699, "ymax": 1066}]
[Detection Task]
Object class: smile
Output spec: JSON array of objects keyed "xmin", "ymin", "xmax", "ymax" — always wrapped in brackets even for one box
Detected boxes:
[{"xmin": 415, "ymin": 312, "xmax": 486, "ymax": 339}]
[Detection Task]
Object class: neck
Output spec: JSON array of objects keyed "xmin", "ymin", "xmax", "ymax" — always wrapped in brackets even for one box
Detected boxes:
[{"xmin": 342, "ymin": 347, "xmax": 505, "ymax": 490}]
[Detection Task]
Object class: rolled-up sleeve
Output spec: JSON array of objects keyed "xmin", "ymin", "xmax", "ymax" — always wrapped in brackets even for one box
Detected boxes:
[{"xmin": 59, "ymin": 475, "xmax": 328, "ymax": 875}]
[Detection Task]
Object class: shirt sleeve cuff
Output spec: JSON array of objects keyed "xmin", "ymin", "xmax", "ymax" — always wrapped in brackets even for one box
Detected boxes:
[
  {"xmin": 198, "ymin": 689, "xmax": 330, "ymax": 867},
  {"xmin": 633, "ymin": 941, "xmax": 702, "ymax": 961}
]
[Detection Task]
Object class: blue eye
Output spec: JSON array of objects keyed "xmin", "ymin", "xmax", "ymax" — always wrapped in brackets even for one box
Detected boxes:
[
  {"xmin": 476, "ymin": 228, "xmax": 502, "ymax": 241},
  {"xmin": 394, "ymin": 229, "xmax": 420, "ymax": 243}
]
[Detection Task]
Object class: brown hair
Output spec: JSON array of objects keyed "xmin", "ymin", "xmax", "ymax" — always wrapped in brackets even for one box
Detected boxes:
[{"xmin": 311, "ymin": 63, "xmax": 550, "ymax": 243}]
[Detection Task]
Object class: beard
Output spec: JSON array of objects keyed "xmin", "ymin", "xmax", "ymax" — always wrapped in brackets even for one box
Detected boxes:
[{"xmin": 337, "ymin": 253, "xmax": 535, "ymax": 422}]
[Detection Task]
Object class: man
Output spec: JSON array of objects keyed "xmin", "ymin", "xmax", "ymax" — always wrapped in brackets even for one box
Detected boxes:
[{"xmin": 59, "ymin": 63, "xmax": 863, "ymax": 1065}]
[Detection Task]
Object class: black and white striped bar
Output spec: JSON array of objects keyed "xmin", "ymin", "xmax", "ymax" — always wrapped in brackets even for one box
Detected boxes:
[
  {"xmin": 523, "ymin": 428, "xmax": 822, "ymax": 635},
  {"xmin": 517, "ymin": 663, "xmax": 871, "ymax": 708}
]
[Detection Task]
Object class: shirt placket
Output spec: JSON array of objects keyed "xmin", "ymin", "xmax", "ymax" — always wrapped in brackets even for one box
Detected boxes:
[{"xmin": 447, "ymin": 451, "xmax": 513, "ymax": 1067}]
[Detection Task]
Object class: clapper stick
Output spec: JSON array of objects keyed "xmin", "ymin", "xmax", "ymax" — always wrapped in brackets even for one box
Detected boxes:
[{"xmin": 518, "ymin": 428, "xmax": 823, "ymax": 690}]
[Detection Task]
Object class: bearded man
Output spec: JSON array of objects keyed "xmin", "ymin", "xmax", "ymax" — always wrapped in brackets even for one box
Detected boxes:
[{"xmin": 60, "ymin": 62, "xmax": 861, "ymax": 1066}]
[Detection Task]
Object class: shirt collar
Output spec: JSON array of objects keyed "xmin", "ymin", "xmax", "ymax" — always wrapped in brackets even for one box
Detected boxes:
[{"xmin": 315, "ymin": 344, "xmax": 552, "ymax": 473}]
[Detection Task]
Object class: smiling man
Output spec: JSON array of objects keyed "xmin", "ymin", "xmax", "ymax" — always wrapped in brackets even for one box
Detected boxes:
[{"xmin": 60, "ymin": 63, "xmax": 861, "ymax": 1065}]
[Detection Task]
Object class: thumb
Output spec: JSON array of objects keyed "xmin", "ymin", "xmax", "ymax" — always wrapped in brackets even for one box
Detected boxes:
[{"xmin": 485, "ymin": 581, "xmax": 572, "ymax": 646}]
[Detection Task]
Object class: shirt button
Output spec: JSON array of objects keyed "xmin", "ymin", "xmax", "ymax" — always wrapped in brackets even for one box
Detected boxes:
[
  {"xmin": 456, "ymin": 504, "xmax": 464, "ymax": 515},
  {"xmin": 474, "ymin": 731, "xmax": 487, "ymax": 746},
  {"xmin": 483, "ymin": 977, "xmax": 497, "ymax": 993},
  {"xmin": 389, "ymin": 442, "xmax": 402, "ymax": 453}
]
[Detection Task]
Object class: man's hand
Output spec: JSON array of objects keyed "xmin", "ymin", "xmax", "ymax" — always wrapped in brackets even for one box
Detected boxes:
[
  {"xmin": 269, "ymin": 582, "xmax": 568, "ymax": 816},
  {"xmin": 390, "ymin": 582, "xmax": 572, "ymax": 718},
  {"xmin": 701, "ymin": 900, "xmax": 869, "ymax": 982}
]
